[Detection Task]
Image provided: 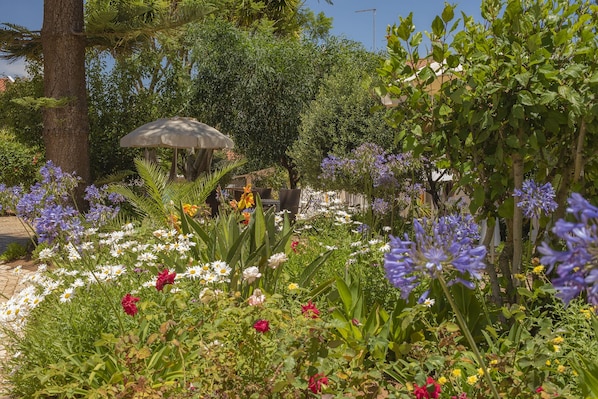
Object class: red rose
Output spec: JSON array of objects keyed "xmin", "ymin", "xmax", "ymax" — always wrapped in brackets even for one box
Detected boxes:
[
  {"xmin": 253, "ymin": 319, "xmax": 270, "ymax": 333},
  {"xmin": 121, "ymin": 293, "xmax": 140, "ymax": 316},
  {"xmin": 301, "ymin": 300, "xmax": 320, "ymax": 319},
  {"xmin": 308, "ymin": 373, "xmax": 328, "ymax": 393},
  {"xmin": 156, "ymin": 269, "xmax": 176, "ymax": 291},
  {"xmin": 414, "ymin": 377, "xmax": 441, "ymax": 399}
]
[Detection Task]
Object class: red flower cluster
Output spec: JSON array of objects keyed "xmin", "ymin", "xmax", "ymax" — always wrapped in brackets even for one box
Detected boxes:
[
  {"xmin": 308, "ymin": 373, "xmax": 328, "ymax": 393},
  {"xmin": 156, "ymin": 269, "xmax": 176, "ymax": 291},
  {"xmin": 291, "ymin": 240, "xmax": 299, "ymax": 253},
  {"xmin": 253, "ymin": 319, "xmax": 270, "ymax": 333},
  {"xmin": 301, "ymin": 300, "xmax": 320, "ymax": 319},
  {"xmin": 414, "ymin": 377, "xmax": 441, "ymax": 399},
  {"xmin": 121, "ymin": 293, "xmax": 140, "ymax": 316}
]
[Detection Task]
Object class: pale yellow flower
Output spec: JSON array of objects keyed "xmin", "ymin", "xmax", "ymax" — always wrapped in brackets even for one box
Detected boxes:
[
  {"xmin": 552, "ymin": 336, "xmax": 564, "ymax": 345},
  {"xmin": 489, "ymin": 359, "xmax": 499, "ymax": 366},
  {"xmin": 288, "ymin": 282, "xmax": 299, "ymax": 291},
  {"xmin": 437, "ymin": 376, "xmax": 447, "ymax": 385},
  {"xmin": 466, "ymin": 375, "xmax": 478, "ymax": 385},
  {"xmin": 557, "ymin": 365, "xmax": 566, "ymax": 373},
  {"xmin": 532, "ymin": 265, "xmax": 545, "ymax": 274},
  {"xmin": 452, "ymin": 369, "xmax": 462, "ymax": 378},
  {"xmin": 477, "ymin": 368, "xmax": 485, "ymax": 376},
  {"xmin": 553, "ymin": 344, "xmax": 561, "ymax": 352},
  {"xmin": 545, "ymin": 360, "xmax": 551, "ymax": 366}
]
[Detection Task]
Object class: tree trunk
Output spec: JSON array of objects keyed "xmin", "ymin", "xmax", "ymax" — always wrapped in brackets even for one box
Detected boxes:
[{"xmin": 41, "ymin": 0, "xmax": 90, "ymax": 209}]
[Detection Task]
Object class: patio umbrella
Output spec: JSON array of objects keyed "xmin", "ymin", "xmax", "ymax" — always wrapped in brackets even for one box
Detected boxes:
[
  {"xmin": 120, "ymin": 116, "xmax": 234, "ymax": 149},
  {"xmin": 120, "ymin": 117, "xmax": 234, "ymax": 180}
]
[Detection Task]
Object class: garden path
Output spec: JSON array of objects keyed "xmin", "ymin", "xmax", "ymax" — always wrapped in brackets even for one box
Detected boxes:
[{"xmin": 0, "ymin": 216, "xmax": 37, "ymax": 399}]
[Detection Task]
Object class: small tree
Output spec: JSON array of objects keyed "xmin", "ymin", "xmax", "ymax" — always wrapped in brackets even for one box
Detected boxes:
[{"xmin": 377, "ymin": 0, "xmax": 598, "ymax": 304}]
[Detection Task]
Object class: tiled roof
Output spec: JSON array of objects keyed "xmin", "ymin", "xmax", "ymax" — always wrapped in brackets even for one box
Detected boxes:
[{"xmin": 0, "ymin": 77, "xmax": 7, "ymax": 92}]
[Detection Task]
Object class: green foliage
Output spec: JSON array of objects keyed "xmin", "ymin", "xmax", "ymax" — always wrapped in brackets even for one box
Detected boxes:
[
  {"xmin": 0, "ymin": 242, "xmax": 27, "ymax": 261},
  {"xmin": 0, "ymin": 132, "xmax": 42, "ymax": 188},
  {"xmin": 290, "ymin": 60, "xmax": 395, "ymax": 188},
  {"xmin": 378, "ymin": 0, "xmax": 598, "ymax": 303},
  {"xmin": 110, "ymin": 158, "xmax": 243, "ymax": 226},
  {"xmin": 0, "ymin": 75, "xmax": 43, "ymax": 147}
]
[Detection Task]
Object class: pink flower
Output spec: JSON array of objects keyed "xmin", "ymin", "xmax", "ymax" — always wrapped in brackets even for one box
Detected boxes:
[
  {"xmin": 156, "ymin": 269, "xmax": 176, "ymax": 291},
  {"xmin": 253, "ymin": 319, "xmax": 270, "ymax": 333},
  {"xmin": 301, "ymin": 300, "xmax": 320, "ymax": 318},
  {"xmin": 291, "ymin": 240, "xmax": 299, "ymax": 253},
  {"xmin": 414, "ymin": 377, "xmax": 441, "ymax": 399},
  {"xmin": 121, "ymin": 293, "xmax": 140, "ymax": 316},
  {"xmin": 308, "ymin": 373, "xmax": 328, "ymax": 393}
]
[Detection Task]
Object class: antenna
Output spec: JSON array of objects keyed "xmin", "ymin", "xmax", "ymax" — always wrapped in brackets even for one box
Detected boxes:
[{"xmin": 355, "ymin": 8, "xmax": 376, "ymax": 51}]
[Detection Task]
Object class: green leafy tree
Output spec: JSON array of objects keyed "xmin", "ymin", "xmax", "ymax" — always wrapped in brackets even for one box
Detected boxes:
[
  {"xmin": 290, "ymin": 56, "xmax": 395, "ymax": 188},
  {"xmin": 189, "ymin": 24, "xmax": 367, "ymax": 188},
  {"xmin": 377, "ymin": 0, "xmax": 598, "ymax": 304}
]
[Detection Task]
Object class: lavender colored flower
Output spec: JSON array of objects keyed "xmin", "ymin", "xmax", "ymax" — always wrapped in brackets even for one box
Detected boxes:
[
  {"xmin": 34, "ymin": 204, "xmax": 84, "ymax": 244},
  {"xmin": 513, "ymin": 180, "xmax": 558, "ymax": 219},
  {"xmin": 384, "ymin": 214, "xmax": 487, "ymax": 299},
  {"xmin": 538, "ymin": 193, "xmax": 598, "ymax": 307},
  {"xmin": 84, "ymin": 185, "xmax": 123, "ymax": 226},
  {"xmin": 371, "ymin": 198, "xmax": 390, "ymax": 216}
]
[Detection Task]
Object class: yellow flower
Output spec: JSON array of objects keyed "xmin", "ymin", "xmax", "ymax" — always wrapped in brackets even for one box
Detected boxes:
[
  {"xmin": 545, "ymin": 360, "xmax": 551, "ymax": 366},
  {"xmin": 553, "ymin": 344, "xmax": 561, "ymax": 353},
  {"xmin": 466, "ymin": 375, "xmax": 478, "ymax": 385},
  {"xmin": 557, "ymin": 365, "xmax": 566, "ymax": 373},
  {"xmin": 532, "ymin": 265, "xmax": 545, "ymax": 274},
  {"xmin": 580, "ymin": 308, "xmax": 592, "ymax": 319},
  {"xmin": 477, "ymin": 368, "xmax": 485, "ymax": 376},
  {"xmin": 552, "ymin": 336, "xmax": 564, "ymax": 345},
  {"xmin": 452, "ymin": 369, "xmax": 462, "ymax": 378},
  {"xmin": 514, "ymin": 273, "xmax": 526, "ymax": 280},
  {"xmin": 489, "ymin": 359, "xmax": 499, "ymax": 366},
  {"xmin": 288, "ymin": 283, "xmax": 299, "ymax": 291},
  {"xmin": 437, "ymin": 376, "xmax": 447, "ymax": 385},
  {"xmin": 406, "ymin": 382, "xmax": 413, "ymax": 391}
]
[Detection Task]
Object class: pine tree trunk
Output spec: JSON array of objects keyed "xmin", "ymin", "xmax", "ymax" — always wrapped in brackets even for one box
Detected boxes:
[{"xmin": 41, "ymin": 0, "xmax": 90, "ymax": 208}]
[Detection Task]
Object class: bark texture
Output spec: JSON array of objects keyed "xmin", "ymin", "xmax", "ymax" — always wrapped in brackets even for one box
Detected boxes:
[{"xmin": 41, "ymin": 0, "xmax": 90, "ymax": 207}]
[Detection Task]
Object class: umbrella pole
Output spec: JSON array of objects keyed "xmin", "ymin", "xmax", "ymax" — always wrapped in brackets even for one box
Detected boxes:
[{"xmin": 169, "ymin": 148, "xmax": 178, "ymax": 181}]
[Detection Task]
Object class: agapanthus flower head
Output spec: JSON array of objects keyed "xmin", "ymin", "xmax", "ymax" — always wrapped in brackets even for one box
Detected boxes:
[
  {"xmin": 384, "ymin": 214, "xmax": 487, "ymax": 299},
  {"xmin": 371, "ymin": 198, "xmax": 390, "ymax": 216},
  {"xmin": 513, "ymin": 179, "xmax": 558, "ymax": 219},
  {"xmin": 539, "ymin": 193, "xmax": 598, "ymax": 308}
]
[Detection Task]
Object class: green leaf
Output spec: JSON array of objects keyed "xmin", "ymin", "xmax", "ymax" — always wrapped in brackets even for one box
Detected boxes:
[
  {"xmin": 299, "ymin": 250, "xmax": 333, "ymax": 287},
  {"xmin": 441, "ymin": 4, "xmax": 455, "ymax": 23},
  {"xmin": 512, "ymin": 103, "xmax": 524, "ymax": 120},
  {"xmin": 431, "ymin": 16, "xmax": 445, "ymax": 37}
]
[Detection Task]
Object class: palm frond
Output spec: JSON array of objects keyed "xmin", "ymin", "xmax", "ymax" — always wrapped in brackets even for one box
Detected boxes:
[{"xmin": 0, "ymin": 23, "xmax": 42, "ymax": 62}]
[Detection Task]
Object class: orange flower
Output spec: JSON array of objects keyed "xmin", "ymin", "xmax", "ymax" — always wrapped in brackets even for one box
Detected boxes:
[
  {"xmin": 183, "ymin": 203, "xmax": 199, "ymax": 217},
  {"xmin": 167, "ymin": 213, "xmax": 181, "ymax": 231},
  {"xmin": 229, "ymin": 199, "xmax": 238, "ymax": 210},
  {"xmin": 242, "ymin": 211, "xmax": 251, "ymax": 225}
]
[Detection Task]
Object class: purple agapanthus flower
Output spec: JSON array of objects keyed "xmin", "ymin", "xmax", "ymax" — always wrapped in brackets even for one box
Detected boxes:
[
  {"xmin": 538, "ymin": 193, "xmax": 598, "ymax": 307},
  {"xmin": 371, "ymin": 198, "xmax": 390, "ymax": 216},
  {"xmin": 384, "ymin": 214, "xmax": 487, "ymax": 299},
  {"xmin": 513, "ymin": 180, "xmax": 558, "ymax": 219}
]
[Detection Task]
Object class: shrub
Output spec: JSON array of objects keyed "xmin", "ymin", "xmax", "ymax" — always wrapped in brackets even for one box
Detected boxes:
[{"xmin": 0, "ymin": 134, "xmax": 42, "ymax": 189}]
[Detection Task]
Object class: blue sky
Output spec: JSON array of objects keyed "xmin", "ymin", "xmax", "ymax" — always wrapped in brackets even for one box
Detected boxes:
[{"xmin": 0, "ymin": 1, "xmax": 482, "ymax": 77}]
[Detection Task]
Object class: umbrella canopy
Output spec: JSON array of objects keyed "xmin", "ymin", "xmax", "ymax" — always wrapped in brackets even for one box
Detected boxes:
[{"xmin": 120, "ymin": 117, "xmax": 234, "ymax": 149}]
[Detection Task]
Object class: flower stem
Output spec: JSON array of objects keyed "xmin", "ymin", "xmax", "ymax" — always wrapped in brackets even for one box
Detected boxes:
[{"xmin": 437, "ymin": 276, "xmax": 501, "ymax": 399}]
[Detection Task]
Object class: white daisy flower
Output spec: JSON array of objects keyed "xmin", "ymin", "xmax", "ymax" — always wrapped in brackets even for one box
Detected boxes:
[{"xmin": 59, "ymin": 288, "xmax": 75, "ymax": 303}]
